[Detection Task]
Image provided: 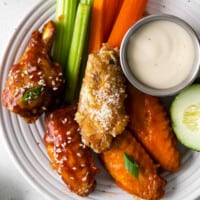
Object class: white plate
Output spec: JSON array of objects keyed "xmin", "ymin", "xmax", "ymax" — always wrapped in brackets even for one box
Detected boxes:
[{"xmin": 1, "ymin": 0, "xmax": 200, "ymax": 200}]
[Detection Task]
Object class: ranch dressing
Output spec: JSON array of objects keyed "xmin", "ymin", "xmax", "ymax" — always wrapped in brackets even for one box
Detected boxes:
[{"xmin": 127, "ymin": 20, "xmax": 195, "ymax": 89}]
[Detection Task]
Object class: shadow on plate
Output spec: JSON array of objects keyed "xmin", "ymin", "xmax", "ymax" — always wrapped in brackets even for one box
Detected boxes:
[{"xmin": 0, "ymin": 176, "xmax": 26, "ymax": 200}]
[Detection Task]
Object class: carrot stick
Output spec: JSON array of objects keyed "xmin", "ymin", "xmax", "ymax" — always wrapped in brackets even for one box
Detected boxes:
[
  {"xmin": 108, "ymin": 0, "xmax": 148, "ymax": 48},
  {"xmin": 103, "ymin": 0, "xmax": 123, "ymax": 42},
  {"xmin": 88, "ymin": 0, "xmax": 105, "ymax": 53}
]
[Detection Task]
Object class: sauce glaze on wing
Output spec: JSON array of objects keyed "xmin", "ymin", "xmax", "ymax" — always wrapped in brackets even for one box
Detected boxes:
[
  {"xmin": 100, "ymin": 130, "xmax": 166, "ymax": 200},
  {"xmin": 126, "ymin": 84, "xmax": 180, "ymax": 172},
  {"xmin": 1, "ymin": 21, "xmax": 64, "ymax": 123},
  {"xmin": 44, "ymin": 106, "xmax": 98, "ymax": 196}
]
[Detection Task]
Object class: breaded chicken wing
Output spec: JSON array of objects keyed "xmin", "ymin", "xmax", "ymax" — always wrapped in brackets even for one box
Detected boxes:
[
  {"xmin": 44, "ymin": 106, "xmax": 98, "ymax": 196},
  {"xmin": 1, "ymin": 21, "xmax": 64, "ymax": 123},
  {"xmin": 75, "ymin": 44, "xmax": 129, "ymax": 153},
  {"xmin": 100, "ymin": 130, "xmax": 166, "ymax": 200},
  {"xmin": 126, "ymin": 84, "xmax": 180, "ymax": 172}
]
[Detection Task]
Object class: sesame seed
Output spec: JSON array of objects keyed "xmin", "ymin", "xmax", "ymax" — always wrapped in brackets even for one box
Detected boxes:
[
  {"xmin": 61, "ymin": 118, "xmax": 68, "ymax": 124},
  {"xmin": 38, "ymin": 79, "xmax": 46, "ymax": 86},
  {"xmin": 42, "ymin": 106, "xmax": 47, "ymax": 111},
  {"xmin": 56, "ymin": 148, "xmax": 62, "ymax": 153},
  {"xmin": 29, "ymin": 74, "xmax": 34, "ymax": 79},
  {"xmin": 28, "ymin": 66, "xmax": 37, "ymax": 72},
  {"xmin": 80, "ymin": 163, "xmax": 86, "ymax": 168},
  {"xmin": 55, "ymin": 143, "xmax": 60, "ymax": 147},
  {"xmin": 50, "ymin": 113, "xmax": 54, "ymax": 119},
  {"xmin": 61, "ymin": 142, "xmax": 67, "ymax": 148},
  {"xmin": 81, "ymin": 171, "xmax": 89, "ymax": 182},
  {"xmin": 72, "ymin": 167, "xmax": 77, "ymax": 171},
  {"xmin": 77, "ymin": 152, "xmax": 82, "ymax": 157},
  {"xmin": 14, "ymin": 89, "xmax": 19, "ymax": 97},
  {"xmin": 62, "ymin": 156, "xmax": 67, "ymax": 161},
  {"xmin": 52, "ymin": 80, "xmax": 56, "ymax": 86},
  {"xmin": 66, "ymin": 131, "xmax": 71, "ymax": 135},
  {"xmin": 79, "ymin": 143, "xmax": 86, "ymax": 149},
  {"xmin": 84, "ymin": 189, "xmax": 89, "ymax": 193}
]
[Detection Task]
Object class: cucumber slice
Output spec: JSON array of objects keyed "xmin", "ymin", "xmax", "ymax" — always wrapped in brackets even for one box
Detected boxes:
[{"xmin": 170, "ymin": 84, "xmax": 200, "ymax": 151}]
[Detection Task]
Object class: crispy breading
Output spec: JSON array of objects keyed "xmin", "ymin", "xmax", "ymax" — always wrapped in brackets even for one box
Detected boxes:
[
  {"xmin": 100, "ymin": 130, "xmax": 166, "ymax": 200},
  {"xmin": 1, "ymin": 21, "xmax": 64, "ymax": 123},
  {"xmin": 126, "ymin": 84, "xmax": 180, "ymax": 172},
  {"xmin": 44, "ymin": 106, "xmax": 98, "ymax": 196},
  {"xmin": 75, "ymin": 44, "xmax": 129, "ymax": 153}
]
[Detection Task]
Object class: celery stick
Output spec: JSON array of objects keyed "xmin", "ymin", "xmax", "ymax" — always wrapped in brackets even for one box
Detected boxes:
[
  {"xmin": 74, "ymin": 5, "xmax": 93, "ymax": 100},
  {"xmin": 65, "ymin": 2, "xmax": 92, "ymax": 103},
  {"xmin": 80, "ymin": 0, "xmax": 93, "ymax": 5},
  {"xmin": 52, "ymin": 0, "xmax": 78, "ymax": 68}
]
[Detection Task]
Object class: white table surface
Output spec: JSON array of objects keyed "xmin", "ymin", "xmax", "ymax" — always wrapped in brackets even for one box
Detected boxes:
[{"xmin": 0, "ymin": 1, "xmax": 48, "ymax": 199}]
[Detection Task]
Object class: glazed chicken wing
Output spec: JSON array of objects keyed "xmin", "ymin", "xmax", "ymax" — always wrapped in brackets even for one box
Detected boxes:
[
  {"xmin": 44, "ymin": 106, "xmax": 98, "ymax": 196},
  {"xmin": 1, "ymin": 21, "xmax": 64, "ymax": 123},
  {"xmin": 75, "ymin": 44, "xmax": 129, "ymax": 153},
  {"xmin": 100, "ymin": 130, "xmax": 166, "ymax": 200},
  {"xmin": 126, "ymin": 84, "xmax": 180, "ymax": 172}
]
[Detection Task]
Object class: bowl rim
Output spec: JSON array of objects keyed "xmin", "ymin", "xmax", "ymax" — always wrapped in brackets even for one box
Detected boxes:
[{"xmin": 120, "ymin": 14, "xmax": 200, "ymax": 96}]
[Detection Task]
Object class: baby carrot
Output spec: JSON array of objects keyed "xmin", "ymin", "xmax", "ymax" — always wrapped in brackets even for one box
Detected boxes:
[
  {"xmin": 108, "ymin": 0, "xmax": 148, "ymax": 48},
  {"xmin": 88, "ymin": 0, "xmax": 104, "ymax": 53},
  {"xmin": 88, "ymin": 0, "xmax": 123, "ymax": 53},
  {"xmin": 103, "ymin": 0, "xmax": 123, "ymax": 42}
]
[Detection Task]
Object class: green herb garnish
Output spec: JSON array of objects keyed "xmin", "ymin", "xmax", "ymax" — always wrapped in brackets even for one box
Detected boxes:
[
  {"xmin": 124, "ymin": 152, "xmax": 139, "ymax": 179},
  {"xmin": 22, "ymin": 85, "xmax": 42, "ymax": 103}
]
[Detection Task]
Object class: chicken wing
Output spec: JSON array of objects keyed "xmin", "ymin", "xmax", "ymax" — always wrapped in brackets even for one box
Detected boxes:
[
  {"xmin": 100, "ymin": 130, "xmax": 166, "ymax": 200},
  {"xmin": 126, "ymin": 84, "xmax": 180, "ymax": 172},
  {"xmin": 44, "ymin": 106, "xmax": 98, "ymax": 196},
  {"xmin": 1, "ymin": 21, "xmax": 65, "ymax": 123},
  {"xmin": 75, "ymin": 44, "xmax": 129, "ymax": 153}
]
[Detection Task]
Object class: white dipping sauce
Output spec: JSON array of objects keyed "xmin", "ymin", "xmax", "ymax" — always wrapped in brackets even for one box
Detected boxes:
[{"xmin": 127, "ymin": 20, "xmax": 195, "ymax": 89}]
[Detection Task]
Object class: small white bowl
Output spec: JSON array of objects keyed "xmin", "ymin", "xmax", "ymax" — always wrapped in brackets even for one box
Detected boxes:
[{"xmin": 120, "ymin": 14, "xmax": 200, "ymax": 96}]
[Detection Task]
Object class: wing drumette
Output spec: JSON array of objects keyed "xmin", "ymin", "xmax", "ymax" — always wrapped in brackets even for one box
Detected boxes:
[
  {"xmin": 44, "ymin": 106, "xmax": 98, "ymax": 196},
  {"xmin": 75, "ymin": 44, "xmax": 129, "ymax": 153},
  {"xmin": 100, "ymin": 130, "xmax": 166, "ymax": 200},
  {"xmin": 1, "ymin": 21, "xmax": 64, "ymax": 123}
]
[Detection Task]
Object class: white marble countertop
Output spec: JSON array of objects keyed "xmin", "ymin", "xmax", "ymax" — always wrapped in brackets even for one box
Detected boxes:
[{"xmin": 0, "ymin": 1, "xmax": 47, "ymax": 199}]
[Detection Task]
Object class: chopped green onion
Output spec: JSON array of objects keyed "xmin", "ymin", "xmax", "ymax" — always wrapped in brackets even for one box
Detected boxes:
[
  {"xmin": 65, "ymin": 2, "xmax": 92, "ymax": 103},
  {"xmin": 124, "ymin": 152, "xmax": 139, "ymax": 179},
  {"xmin": 22, "ymin": 85, "xmax": 42, "ymax": 103},
  {"xmin": 52, "ymin": 0, "xmax": 78, "ymax": 68}
]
